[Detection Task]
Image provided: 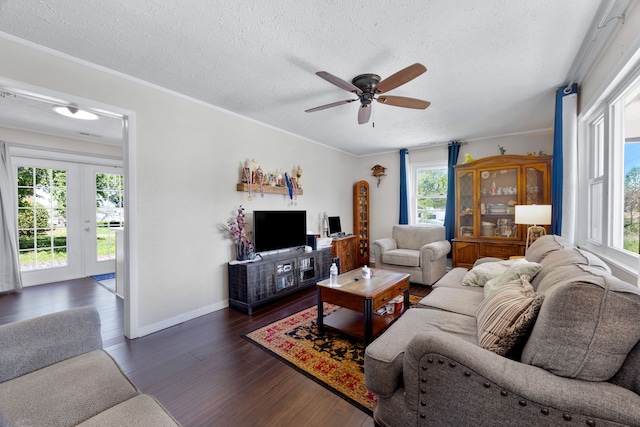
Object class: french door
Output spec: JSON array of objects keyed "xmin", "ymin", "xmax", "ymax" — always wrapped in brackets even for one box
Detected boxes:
[
  {"xmin": 83, "ymin": 164, "xmax": 124, "ymax": 276},
  {"xmin": 15, "ymin": 157, "xmax": 123, "ymax": 286}
]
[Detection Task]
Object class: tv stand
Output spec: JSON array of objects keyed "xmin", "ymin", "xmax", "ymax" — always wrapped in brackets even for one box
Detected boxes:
[{"xmin": 228, "ymin": 247, "xmax": 332, "ymax": 314}]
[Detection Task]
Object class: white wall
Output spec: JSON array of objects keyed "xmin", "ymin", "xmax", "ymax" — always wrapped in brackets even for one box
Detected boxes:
[
  {"xmin": 0, "ymin": 127, "xmax": 123, "ymax": 158},
  {"xmin": 580, "ymin": 1, "xmax": 640, "ymax": 114},
  {"xmin": 0, "ymin": 37, "xmax": 359, "ymax": 335}
]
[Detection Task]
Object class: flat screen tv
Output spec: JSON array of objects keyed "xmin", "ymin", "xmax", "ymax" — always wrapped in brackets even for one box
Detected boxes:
[{"xmin": 253, "ymin": 210, "xmax": 307, "ymax": 253}]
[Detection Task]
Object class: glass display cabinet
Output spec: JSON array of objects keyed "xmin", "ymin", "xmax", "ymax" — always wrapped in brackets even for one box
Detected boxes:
[
  {"xmin": 353, "ymin": 180, "xmax": 370, "ymax": 268},
  {"xmin": 452, "ymin": 155, "xmax": 552, "ymax": 268}
]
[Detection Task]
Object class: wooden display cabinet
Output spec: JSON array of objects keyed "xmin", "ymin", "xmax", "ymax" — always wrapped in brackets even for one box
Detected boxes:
[
  {"xmin": 452, "ymin": 155, "xmax": 552, "ymax": 268},
  {"xmin": 353, "ymin": 180, "xmax": 370, "ymax": 267},
  {"xmin": 331, "ymin": 235, "xmax": 357, "ymax": 273}
]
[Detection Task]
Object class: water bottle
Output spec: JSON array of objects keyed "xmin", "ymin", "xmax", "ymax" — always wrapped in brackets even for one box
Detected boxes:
[{"xmin": 329, "ymin": 262, "xmax": 338, "ymax": 285}]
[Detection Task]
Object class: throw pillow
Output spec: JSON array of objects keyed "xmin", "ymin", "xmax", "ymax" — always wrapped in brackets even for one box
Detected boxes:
[
  {"xmin": 461, "ymin": 259, "xmax": 516, "ymax": 287},
  {"xmin": 521, "ymin": 265, "xmax": 640, "ymax": 381},
  {"xmin": 476, "ymin": 276, "xmax": 545, "ymax": 356},
  {"xmin": 483, "ymin": 260, "xmax": 542, "ymax": 298}
]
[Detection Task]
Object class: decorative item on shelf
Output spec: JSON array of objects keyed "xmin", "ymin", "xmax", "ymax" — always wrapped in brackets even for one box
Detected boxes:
[
  {"xmin": 284, "ymin": 172, "xmax": 297, "ymax": 205},
  {"xmin": 527, "ymin": 150, "xmax": 548, "ymax": 157},
  {"xmin": 236, "ymin": 164, "xmax": 304, "ymax": 196},
  {"xmin": 295, "ymin": 165, "xmax": 302, "ymax": 188},
  {"xmin": 498, "ymin": 145, "xmax": 506, "ymax": 155},
  {"xmin": 371, "ymin": 164, "xmax": 386, "ymax": 187},
  {"xmin": 514, "ymin": 204, "xmax": 552, "ymax": 252},
  {"xmin": 242, "ymin": 160, "xmax": 253, "ymax": 200},
  {"xmin": 223, "ymin": 205, "xmax": 254, "ymax": 261},
  {"xmin": 256, "ymin": 166, "xmax": 265, "ymax": 198},
  {"xmin": 463, "ymin": 153, "xmax": 476, "ymax": 163}
]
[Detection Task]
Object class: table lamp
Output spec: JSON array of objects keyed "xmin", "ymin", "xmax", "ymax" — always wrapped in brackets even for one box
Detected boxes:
[{"xmin": 514, "ymin": 205, "xmax": 552, "ymax": 252}]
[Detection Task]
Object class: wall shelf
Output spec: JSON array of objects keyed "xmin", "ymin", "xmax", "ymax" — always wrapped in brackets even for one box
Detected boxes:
[{"xmin": 236, "ymin": 183, "xmax": 304, "ymax": 196}]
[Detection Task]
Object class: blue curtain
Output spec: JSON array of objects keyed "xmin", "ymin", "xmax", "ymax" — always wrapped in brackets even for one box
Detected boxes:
[
  {"xmin": 551, "ymin": 83, "xmax": 577, "ymax": 235},
  {"xmin": 399, "ymin": 149, "xmax": 409, "ymax": 224},
  {"xmin": 444, "ymin": 141, "xmax": 461, "ymax": 242}
]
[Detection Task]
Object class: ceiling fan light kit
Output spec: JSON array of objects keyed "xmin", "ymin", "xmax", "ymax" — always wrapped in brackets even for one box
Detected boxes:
[
  {"xmin": 53, "ymin": 105, "xmax": 99, "ymax": 120},
  {"xmin": 306, "ymin": 63, "xmax": 430, "ymax": 125}
]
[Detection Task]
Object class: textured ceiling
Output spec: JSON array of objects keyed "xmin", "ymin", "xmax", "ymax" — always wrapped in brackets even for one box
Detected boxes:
[{"xmin": 0, "ymin": 0, "xmax": 604, "ymax": 156}]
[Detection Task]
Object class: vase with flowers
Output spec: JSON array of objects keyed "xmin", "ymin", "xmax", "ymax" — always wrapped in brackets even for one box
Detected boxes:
[{"xmin": 224, "ymin": 205, "xmax": 254, "ymax": 261}]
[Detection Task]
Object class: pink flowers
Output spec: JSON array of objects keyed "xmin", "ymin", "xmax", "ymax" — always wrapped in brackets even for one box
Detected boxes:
[{"xmin": 225, "ymin": 205, "xmax": 254, "ymax": 257}]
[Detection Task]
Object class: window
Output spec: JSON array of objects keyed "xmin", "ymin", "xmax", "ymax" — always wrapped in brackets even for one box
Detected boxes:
[
  {"xmin": 580, "ymin": 67, "xmax": 640, "ymax": 270},
  {"xmin": 411, "ymin": 163, "xmax": 447, "ymax": 225}
]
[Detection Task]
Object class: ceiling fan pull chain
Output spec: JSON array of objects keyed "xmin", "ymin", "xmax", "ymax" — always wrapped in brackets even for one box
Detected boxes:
[{"xmin": 372, "ymin": 102, "xmax": 375, "ymax": 128}]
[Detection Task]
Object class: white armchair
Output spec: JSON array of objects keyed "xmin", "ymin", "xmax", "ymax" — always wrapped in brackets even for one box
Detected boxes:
[{"xmin": 371, "ymin": 224, "xmax": 450, "ymax": 286}]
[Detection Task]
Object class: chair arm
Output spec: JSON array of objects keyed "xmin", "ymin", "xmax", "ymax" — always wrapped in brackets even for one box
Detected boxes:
[
  {"xmin": 0, "ymin": 307, "xmax": 103, "ymax": 383},
  {"xmin": 372, "ymin": 238, "xmax": 397, "ymax": 264},
  {"xmin": 403, "ymin": 331, "xmax": 640, "ymax": 426},
  {"xmin": 419, "ymin": 240, "xmax": 451, "ymax": 262}
]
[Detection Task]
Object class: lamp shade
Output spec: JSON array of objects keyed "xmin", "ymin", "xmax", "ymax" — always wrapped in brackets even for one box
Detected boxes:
[{"xmin": 514, "ymin": 205, "xmax": 552, "ymax": 225}]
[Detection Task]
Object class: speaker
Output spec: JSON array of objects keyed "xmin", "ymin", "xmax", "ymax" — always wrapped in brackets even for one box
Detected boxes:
[{"xmin": 306, "ymin": 234, "xmax": 317, "ymax": 250}]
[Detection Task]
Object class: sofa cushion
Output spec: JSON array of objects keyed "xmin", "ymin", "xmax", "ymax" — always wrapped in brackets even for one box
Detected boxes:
[
  {"xmin": 365, "ymin": 308, "xmax": 478, "ymax": 397},
  {"xmin": 418, "ymin": 287, "xmax": 484, "ymax": 317},
  {"xmin": 531, "ymin": 247, "xmax": 611, "ymax": 290},
  {"xmin": 483, "ymin": 260, "xmax": 542, "ymax": 298},
  {"xmin": 461, "ymin": 259, "xmax": 516, "ymax": 287},
  {"xmin": 76, "ymin": 394, "xmax": 180, "ymax": 426},
  {"xmin": 0, "ymin": 350, "xmax": 139, "ymax": 427},
  {"xmin": 432, "ymin": 267, "xmax": 471, "ymax": 289},
  {"xmin": 476, "ymin": 277, "xmax": 544, "ymax": 356},
  {"xmin": 521, "ymin": 265, "xmax": 640, "ymax": 381},
  {"xmin": 524, "ymin": 234, "xmax": 573, "ymax": 263},
  {"xmin": 382, "ymin": 249, "xmax": 420, "ymax": 267}
]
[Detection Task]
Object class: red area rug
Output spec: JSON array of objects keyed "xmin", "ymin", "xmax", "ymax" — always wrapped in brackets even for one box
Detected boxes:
[{"xmin": 243, "ymin": 295, "xmax": 422, "ymax": 415}]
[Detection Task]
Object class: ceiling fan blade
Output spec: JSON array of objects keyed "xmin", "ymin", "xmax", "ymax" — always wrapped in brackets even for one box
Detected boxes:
[
  {"xmin": 358, "ymin": 104, "xmax": 372, "ymax": 125},
  {"xmin": 305, "ymin": 99, "xmax": 357, "ymax": 113},
  {"xmin": 377, "ymin": 95, "xmax": 430, "ymax": 109},
  {"xmin": 374, "ymin": 63, "xmax": 427, "ymax": 94},
  {"xmin": 316, "ymin": 71, "xmax": 363, "ymax": 94}
]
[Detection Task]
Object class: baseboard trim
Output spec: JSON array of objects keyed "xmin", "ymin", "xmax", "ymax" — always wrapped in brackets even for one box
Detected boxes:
[{"xmin": 136, "ymin": 299, "xmax": 228, "ymax": 337}]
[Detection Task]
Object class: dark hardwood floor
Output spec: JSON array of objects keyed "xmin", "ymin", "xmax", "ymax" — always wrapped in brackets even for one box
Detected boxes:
[{"xmin": 0, "ymin": 279, "xmax": 384, "ymax": 427}]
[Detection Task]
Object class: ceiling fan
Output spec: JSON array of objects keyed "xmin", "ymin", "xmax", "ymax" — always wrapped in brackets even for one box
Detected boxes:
[{"xmin": 305, "ymin": 63, "xmax": 430, "ymax": 125}]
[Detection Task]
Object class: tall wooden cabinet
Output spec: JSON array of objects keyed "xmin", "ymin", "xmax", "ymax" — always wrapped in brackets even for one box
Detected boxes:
[
  {"xmin": 452, "ymin": 155, "xmax": 552, "ymax": 268},
  {"xmin": 353, "ymin": 180, "xmax": 370, "ymax": 267}
]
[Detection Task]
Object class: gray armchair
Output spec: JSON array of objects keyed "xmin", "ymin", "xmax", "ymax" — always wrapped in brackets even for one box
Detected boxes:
[{"xmin": 371, "ymin": 225, "xmax": 450, "ymax": 286}]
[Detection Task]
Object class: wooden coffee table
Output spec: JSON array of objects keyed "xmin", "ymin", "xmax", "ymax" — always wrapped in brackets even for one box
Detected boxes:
[{"xmin": 317, "ymin": 268, "xmax": 410, "ymax": 345}]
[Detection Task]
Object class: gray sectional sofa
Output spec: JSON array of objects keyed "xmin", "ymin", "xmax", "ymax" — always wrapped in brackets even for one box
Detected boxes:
[
  {"xmin": 0, "ymin": 306, "xmax": 180, "ymax": 426},
  {"xmin": 365, "ymin": 235, "xmax": 640, "ymax": 426}
]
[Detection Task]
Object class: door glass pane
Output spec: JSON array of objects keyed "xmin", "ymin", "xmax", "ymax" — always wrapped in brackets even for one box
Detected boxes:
[
  {"xmin": 95, "ymin": 172, "xmax": 124, "ymax": 262},
  {"xmin": 524, "ymin": 167, "xmax": 544, "ymax": 205},
  {"xmin": 17, "ymin": 167, "xmax": 68, "ymax": 270},
  {"xmin": 480, "ymin": 168, "xmax": 518, "ymax": 239},
  {"xmin": 458, "ymin": 171, "xmax": 475, "ymax": 236}
]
